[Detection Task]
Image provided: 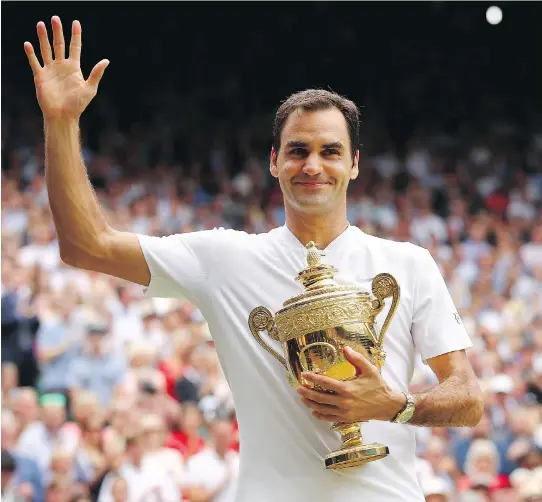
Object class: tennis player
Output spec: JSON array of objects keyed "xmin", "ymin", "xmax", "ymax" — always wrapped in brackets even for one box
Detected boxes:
[{"xmin": 24, "ymin": 17, "xmax": 483, "ymax": 502}]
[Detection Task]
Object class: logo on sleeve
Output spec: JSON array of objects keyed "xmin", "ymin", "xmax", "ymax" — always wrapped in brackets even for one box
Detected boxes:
[{"xmin": 453, "ymin": 313, "xmax": 461, "ymax": 324}]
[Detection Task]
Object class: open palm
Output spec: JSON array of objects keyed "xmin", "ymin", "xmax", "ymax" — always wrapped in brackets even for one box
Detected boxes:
[{"xmin": 24, "ymin": 16, "xmax": 109, "ymax": 120}]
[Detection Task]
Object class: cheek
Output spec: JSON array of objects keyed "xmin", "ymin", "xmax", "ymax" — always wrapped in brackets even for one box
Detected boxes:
[
  {"xmin": 326, "ymin": 163, "xmax": 350, "ymax": 180},
  {"xmin": 279, "ymin": 161, "xmax": 302, "ymax": 179}
]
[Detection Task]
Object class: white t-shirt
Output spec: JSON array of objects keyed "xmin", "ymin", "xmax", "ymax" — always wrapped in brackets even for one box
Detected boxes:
[
  {"xmin": 184, "ymin": 448, "xmax": 239, "ymax": 502},
  {"xmin": 137, "ymin": 225, "xmax": 472, "ymax": 502},
  {"xmin": 98, "ymin": 461, "xmax": 179, "ymax": 502}
]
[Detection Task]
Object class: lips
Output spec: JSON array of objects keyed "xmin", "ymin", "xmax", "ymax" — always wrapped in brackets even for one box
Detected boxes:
[{"xmin": 294, "ymin": 182, "xmax": 330, "ymax": 188}]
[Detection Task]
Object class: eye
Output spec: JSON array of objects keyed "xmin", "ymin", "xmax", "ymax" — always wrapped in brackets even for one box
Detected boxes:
[
  {"xmin": 289, "ymin": 148, "xmax": 307, "ymax": 157},
  {"xmin": 322, "ymin": 149, "xmax": 340, "ymax": 156}
]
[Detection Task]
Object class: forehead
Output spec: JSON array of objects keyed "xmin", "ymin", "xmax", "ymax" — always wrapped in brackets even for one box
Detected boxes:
[{"xmin": 280, "ymin": 107, "xmax": 350, "ymax": 146}]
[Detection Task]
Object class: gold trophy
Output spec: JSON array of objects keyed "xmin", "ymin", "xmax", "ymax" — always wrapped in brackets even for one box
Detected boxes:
[{"xmin": 248, "ymin": 241, "xmax": 400, "ymax": 470}]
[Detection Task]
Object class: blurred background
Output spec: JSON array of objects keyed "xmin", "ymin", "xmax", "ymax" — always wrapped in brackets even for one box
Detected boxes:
[{"xmin": 2, "ymin": 2, "xmax": 541, "ymax": 502}]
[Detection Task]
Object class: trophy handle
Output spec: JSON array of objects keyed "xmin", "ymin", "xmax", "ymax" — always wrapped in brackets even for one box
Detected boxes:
[
  {"xmin": 371, "ymin": 273, "xmax": 400, "ymax": 347},
  {"xmin": 248, "ymin": 306, "xmax": 287, "ymax": 369}
]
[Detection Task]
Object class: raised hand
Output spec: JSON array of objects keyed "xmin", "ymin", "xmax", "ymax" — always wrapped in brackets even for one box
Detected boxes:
[{"xmin": 24, "ymin": 16, "xmax": 109, "ymax": 120}]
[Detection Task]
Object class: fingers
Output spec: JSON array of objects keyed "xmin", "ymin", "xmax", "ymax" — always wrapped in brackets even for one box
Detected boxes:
[
  {"xmin": 69, "ymin": 20, "xmax": 82, "ymax": 61},
  {"xmin": 312, "ymin": 411, "xmax": 343, "ymax": 422},
  {"xmin": 87, "ymin": 59, "xmax": 110, "ymax": 88},
  {"xmin": 23, "ymin": 42, "xmax": 42, "ymax": 76},
  {"xmin": 301, "ymin": 372, "xmax": 346, "ymax": 394},
  {"xmin": 51, "ymin": 16, "xmax": 65, "ymax": 60},
  {"xmin": 343, "ymin": 345, "xmax": 374, "ymax": 375},
  {"xmin": 297, "ymin": 385, "xmax": 342, "ymax": 406},
  {"xmin": 301, "ymin": 398, "xmax": 340, "ymax": 416},
  {"xmin": 37, "ymin": 22, "xmax": 53, "ymax": 65}
]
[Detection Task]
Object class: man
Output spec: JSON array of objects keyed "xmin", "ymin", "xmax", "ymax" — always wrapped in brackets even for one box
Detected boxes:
[
  {"xmin": 11, "ymin": 388, "xmax": 40, "ymax": 437},
  {"xmin": 1, "ymin": 412, "xmax": 44, "ymax": 502},
  {"xmin": 140, "ymin": 414, "xmax": 184, "ymax": 492},
  {"xmin": 16, "ymin": 394, "xmax": 81, "ymax": 478},
  {"xmin": 68, "ymin": 324, "xmax": 126, "ymax": 408},
  {"xmin": 97, "ymin": 430, "xmax": 178, "ymax": 502},
  {"xmin": 24, "ymin": 17, "xmax": 483, "ymax": 501},
  {"xmin": 36, "ymin": 295, "xmax": 80, "ymax": 397},
  {"xmin": 1, "ymin": 450, "xmax": 27, "ymax": 502},
  {"xmin": 183, "ymin": 418, "xmax": 239, "ymax": 502}
]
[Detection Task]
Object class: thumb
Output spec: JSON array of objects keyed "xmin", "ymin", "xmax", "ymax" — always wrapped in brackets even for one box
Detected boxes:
[
  {"xmin": 344, "ymin": 345, "xmax": 374, "ymax": 376},
  {"xmin": 87, "ymin": 59, "xmax": 110, "ymax": 88}
]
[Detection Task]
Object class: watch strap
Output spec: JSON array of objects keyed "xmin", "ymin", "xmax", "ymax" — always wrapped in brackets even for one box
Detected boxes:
[{"xmin": 391, "ymin": 392, "xmax": 415, "ymax": 423}]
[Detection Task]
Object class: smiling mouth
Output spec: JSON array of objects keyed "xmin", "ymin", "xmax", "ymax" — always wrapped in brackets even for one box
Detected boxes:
[{"xmin": 294, "ymin": 182, "xmax": 330, "ymax": 188}]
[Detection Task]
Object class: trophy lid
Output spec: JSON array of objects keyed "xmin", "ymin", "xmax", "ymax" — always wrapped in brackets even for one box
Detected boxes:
[{"xmin": 281, "ymin": 241, "xmax": 365, "ymax": 308}]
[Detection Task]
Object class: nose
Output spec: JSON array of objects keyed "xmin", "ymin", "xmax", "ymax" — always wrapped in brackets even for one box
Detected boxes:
[{"xmin": 301, "ymin": 153, "xmax": 324, "ymax": 176}]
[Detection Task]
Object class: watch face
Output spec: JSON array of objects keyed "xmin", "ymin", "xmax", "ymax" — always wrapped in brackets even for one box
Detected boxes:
[{"xmin": 399, "ymin": 407, "xmax": 414, "ymax": 424}]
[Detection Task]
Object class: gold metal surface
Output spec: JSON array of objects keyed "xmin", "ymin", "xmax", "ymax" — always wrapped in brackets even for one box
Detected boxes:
[{"xmin": 248, "ymin": 241, "xmax": 400, "ymax": 469}]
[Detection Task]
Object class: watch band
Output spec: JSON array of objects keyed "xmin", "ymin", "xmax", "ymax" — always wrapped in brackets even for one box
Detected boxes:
[{"xmin": 391, "ymin": 392, "xmax": 415, "ymax": 423}]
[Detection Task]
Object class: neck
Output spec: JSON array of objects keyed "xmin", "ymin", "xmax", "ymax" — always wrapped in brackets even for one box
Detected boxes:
[{"xmin": 285, "ymin": 204, "xmax": 349, "ymax": 249}]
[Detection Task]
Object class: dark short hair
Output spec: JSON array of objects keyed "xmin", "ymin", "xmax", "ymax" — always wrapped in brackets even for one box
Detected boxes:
[{"xmin": 273, "ymin": 89, "xmax": 360, "ymax": 159}]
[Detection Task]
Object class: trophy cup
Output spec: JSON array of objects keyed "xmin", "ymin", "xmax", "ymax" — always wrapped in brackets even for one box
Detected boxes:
[{"xmin": 248, "ymin": 241, "xmax": 400, "ymax": 470}]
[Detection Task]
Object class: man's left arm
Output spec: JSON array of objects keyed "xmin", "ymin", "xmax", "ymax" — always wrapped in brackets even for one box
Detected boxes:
[{"xmin": 406, "ymin": 349, "xmax": 484, "ymax": 427}]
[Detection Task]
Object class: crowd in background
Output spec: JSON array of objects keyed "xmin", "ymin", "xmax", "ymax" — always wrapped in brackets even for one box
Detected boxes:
[
  {"xmin": 2, "ymin": 82, "xmax": 541, "ymax": 501},
  {"xmin": 2, "ymin": 4, "xmax": 542, "ymax": 499}
]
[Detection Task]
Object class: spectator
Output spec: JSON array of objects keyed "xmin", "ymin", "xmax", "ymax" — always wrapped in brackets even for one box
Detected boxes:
[
  {"xmin": 35, "ymin": 294, "xmax": 81, "ymax": 398},
  {"xmin": 1, "ymin": 411, "xmax": 44, "ymax": 502},
  {"xmin": 183, "ymin": 419, "xmax": 239, "ymax": 502},
  {"xmin": 15, "ymin": 394, "xmax": 76, "ymax": 477},
  {"xmin": 68, "ymin": 324, "xmax": 127, "ymax": 408},
  {"xmin": 11, "ymin": 388, "xmax": 40, "ymax": 437},
  {"xmin": 136, "ymin": 370, "xmax": 180, "ymax": 430},
  {"xmin": 421, "ymin": 476, "xmax": 451, "ymax": 502},
  {"xmin": 1, "ymin": 450, "xmax": 29, "ymax": 502},
  {"xmin": 98, "ymin": 430, "xmax": 178, "ymax": 502},
  {"xmin": 140, "ymin": 414, "xmax": 184, "ymax": 491},
  {"xmin": 457, "ymin": 439, "xmax": 511, "ymax": 493},
  {"xmin": 166, "ymin": 404, "xmax": 206, "ymax": 459}
]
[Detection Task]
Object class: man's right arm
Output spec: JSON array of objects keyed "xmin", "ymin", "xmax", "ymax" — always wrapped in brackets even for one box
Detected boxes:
[
  {"xmin": 25, "ymin": 17, "xmax": 150, "ymax": 286},
  {"xmin": 45, "ymin": 118, "xmax": 150, "ymax": 286}
]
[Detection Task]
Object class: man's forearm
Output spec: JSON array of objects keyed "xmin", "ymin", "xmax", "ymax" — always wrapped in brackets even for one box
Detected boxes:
[
  {"xmin": 408, "ymin": 373, "xmax": 484, "ymax": 427},
  {"xmin": 45, "ymin": 119, "xmax": 110, "ymax": 262}
]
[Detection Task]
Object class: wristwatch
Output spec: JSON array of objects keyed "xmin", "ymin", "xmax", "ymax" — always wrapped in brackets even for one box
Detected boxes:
[{"xmin": 391, "ymin": 392, "xmax": 415, "ymax": 424}]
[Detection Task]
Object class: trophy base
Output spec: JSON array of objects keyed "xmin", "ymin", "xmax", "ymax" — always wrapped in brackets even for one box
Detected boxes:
[{"xmin": 324, "ymin": 442, "xmax": 389, "ymax": 470}]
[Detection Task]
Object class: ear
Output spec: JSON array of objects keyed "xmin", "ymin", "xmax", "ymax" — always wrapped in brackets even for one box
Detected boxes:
[
  {"xmin": 270, "ymin": 147, "xmax": 279, "ymax": 178},
  {"xmin": 351, "ymin": 150, "xmax": 360, "ymax": 180}
]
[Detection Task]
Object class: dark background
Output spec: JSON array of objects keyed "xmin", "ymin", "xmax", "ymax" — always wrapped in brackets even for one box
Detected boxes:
[{"xmin": 3, "ymin": 1, "xmax": 541, "ymax": 162}]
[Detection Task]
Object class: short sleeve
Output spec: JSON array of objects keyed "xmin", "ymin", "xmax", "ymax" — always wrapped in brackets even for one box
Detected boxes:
[
  {"xmin": 411, "ymin": 249, "xmax": 473, "ymax": 362},
  {"xmin": 137, "ymin": 230, "xmax": 222, "ymax": 303}
]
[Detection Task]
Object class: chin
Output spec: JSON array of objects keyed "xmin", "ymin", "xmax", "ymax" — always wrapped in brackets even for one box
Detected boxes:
[{"xmin": 292, "ymin": 198, "xmax": 333, "ymax": 214}]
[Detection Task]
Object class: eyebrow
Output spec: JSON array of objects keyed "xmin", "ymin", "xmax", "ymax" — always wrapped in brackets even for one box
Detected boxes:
[
  {"xmin": 322, "ymin": 142, "xmax": 344, "ymax": 150},
  {"xmin": 285, "ymin": 141, "xmax": 345, "ymax": 150},
  {"xmin": 286, "ymin": 141, "xmax": 308, "ymax": 149}
]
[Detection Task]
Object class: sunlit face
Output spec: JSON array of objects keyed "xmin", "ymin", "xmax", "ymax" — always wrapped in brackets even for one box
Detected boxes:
[{"xmin": 270, "ymin": 108, "xmax": 359, "ymax": 215}]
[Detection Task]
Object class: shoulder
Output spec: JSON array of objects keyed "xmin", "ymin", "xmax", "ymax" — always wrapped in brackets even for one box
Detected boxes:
[
  {"xmin": 361, "ymin": 231, "xmax": 430, "ymax": 265},
  {"xmin": 139, "ymin": 227, "xmax": 260, "ymax": 254}
]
